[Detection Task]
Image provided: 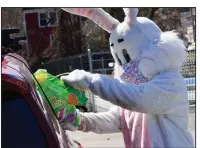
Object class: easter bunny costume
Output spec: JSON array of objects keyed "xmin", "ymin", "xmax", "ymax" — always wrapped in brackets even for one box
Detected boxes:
[{"xmin": 60, "ymin": 8, "xmax": 194, "ymax": 148}]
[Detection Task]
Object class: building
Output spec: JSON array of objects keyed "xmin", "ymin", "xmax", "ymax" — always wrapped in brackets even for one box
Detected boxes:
[{"xmin": 23, "ymin": 8, "xmax": 59, "ymax": 55}]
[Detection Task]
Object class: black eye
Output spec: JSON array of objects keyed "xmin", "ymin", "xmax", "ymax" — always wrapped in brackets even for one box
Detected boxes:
[
  {"xmin": 122, "ymin": 49, "xmax": 131, "ymax": 63},
  {"xmin": 115, "ymin": 54, "xmax": 122, "ymax": 65},
  {"xmin": 118, "ymin": 38, "xmax": 124, "ymax": 43},
  {"xmin": 110, "ymin": 43, "xmax": 114, "ymax": 47}
]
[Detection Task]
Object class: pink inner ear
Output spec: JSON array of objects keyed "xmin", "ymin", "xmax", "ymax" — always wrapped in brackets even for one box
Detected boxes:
[
  {"xmin": 87, "ymin": 10, "xmax": 92, "ymax": 16},
  {"xmin": 89, "ymin": 10, "xmax": 114, "ymax": 32},
  {"xmin": 82, "ymin": 9, "xmax": 92, "ymax": 16}
]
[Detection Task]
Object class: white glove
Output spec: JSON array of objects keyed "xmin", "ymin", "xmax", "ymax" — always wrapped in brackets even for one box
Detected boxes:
[{"xmin": 60, "ymin": 69, "xmax": 93, "ymax": 91}]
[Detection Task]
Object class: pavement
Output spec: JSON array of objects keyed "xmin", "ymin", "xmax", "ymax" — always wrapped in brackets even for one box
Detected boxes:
[{"xmin": 69, "ymin": 105, "xmax": 196, "ymax": 147}]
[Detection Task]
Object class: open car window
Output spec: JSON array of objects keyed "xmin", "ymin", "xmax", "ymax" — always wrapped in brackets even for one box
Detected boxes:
[{"xmin": 2, "ymin": 98, "xmax": 48, "ymax": 148}]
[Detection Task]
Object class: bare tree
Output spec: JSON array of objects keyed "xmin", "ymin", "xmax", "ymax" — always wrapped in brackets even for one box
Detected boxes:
[{"xmin": 1, "ymin": 8, "xmax": 25, "ymax": 36}]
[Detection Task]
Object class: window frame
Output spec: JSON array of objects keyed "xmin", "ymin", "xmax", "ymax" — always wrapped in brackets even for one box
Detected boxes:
[
  {"xmin": 38, "ymin": 11, "xmax": 58, "ymax": 28},
  {"xmin": 38, "ymin": 12, "xmax": 48, "ymax": 27}
]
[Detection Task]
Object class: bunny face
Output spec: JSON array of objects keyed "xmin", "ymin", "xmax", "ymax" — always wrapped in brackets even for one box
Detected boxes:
[
  {"xmin": 109, "ymin": 15, "xmax": 163, "ymax": 66},
  {"xmin": 109, "ymin": 21, "xmax": 148, "ymax": 65}
]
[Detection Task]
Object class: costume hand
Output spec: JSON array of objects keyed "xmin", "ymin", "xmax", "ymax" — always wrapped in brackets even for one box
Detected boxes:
[{"xmin": 60, "ymin": 70, "xmax": 92, "ymax": 91}]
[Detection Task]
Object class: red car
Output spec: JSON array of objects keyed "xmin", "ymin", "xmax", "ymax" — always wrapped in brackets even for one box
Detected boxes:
[{"xmin": 2, "ymin": 53, "xmax": 82, "ymax": 148}]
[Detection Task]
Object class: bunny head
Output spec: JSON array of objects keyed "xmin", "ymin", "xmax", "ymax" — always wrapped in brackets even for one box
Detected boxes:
[
  {"xmin": 109, "ymin": 8, "xmax": 162, "ymax": 66},
  {"xmin": 62, "ymin": 8, "xmax": 186, "ymax": 79}
]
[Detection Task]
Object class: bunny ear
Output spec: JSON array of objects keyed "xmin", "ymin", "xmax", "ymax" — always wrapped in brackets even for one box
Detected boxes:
[
  {"xmin": 123, "ymin": 8, "xmax": 138, "ymax": 26},
  {"xmin": 61, "ymin": 8, "xmax": 120, "ymax": 33}
]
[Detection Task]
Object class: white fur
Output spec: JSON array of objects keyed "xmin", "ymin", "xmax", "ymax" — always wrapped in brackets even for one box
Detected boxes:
[
  {"xmin": 123, "ymin": 8, "xmax": 138, "ymax": 26},
  {"xmin": 109, "ymin": 22, "xmax": 149, "ymax": 65},
  {"xmin": 158, "ymin": 31, "xmax": 186, "ymax": 70},
  {"xmin": 113, "ymin": 63, "xmax": 124, "ymax": 79},
  {"xmin": 109, "ymin": 15, "xmax": 162, "ymax": 66},
  {"xmin": 139, "ymin": 31, "xmax": 186, "ymax": 79}
]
